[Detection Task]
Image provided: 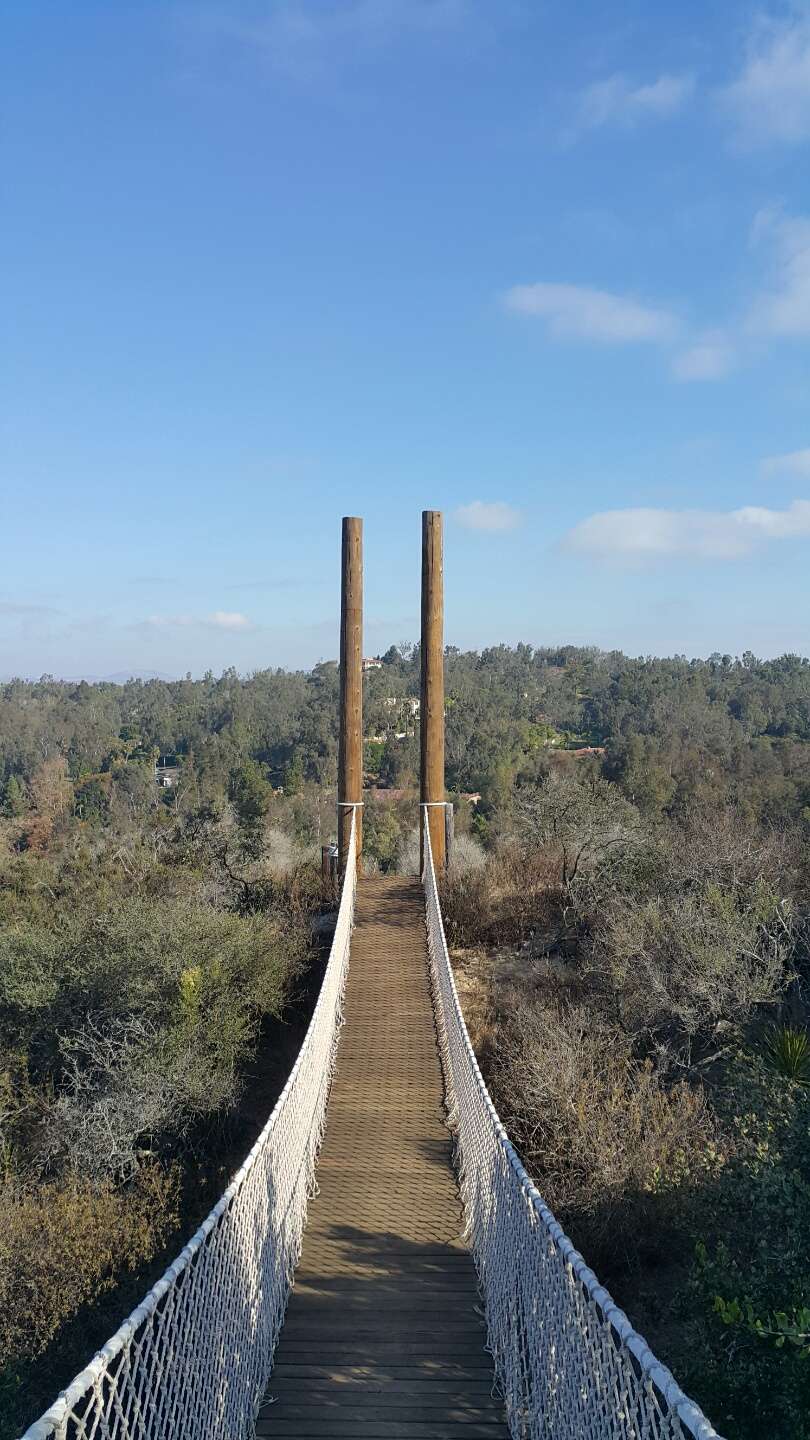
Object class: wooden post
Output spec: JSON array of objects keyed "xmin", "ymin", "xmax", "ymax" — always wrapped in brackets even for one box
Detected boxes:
[
  {"xmin": 338, "ymin": 516, "xmax": 363, "ymax": 874},
  {"xmin": 420, "ymin": 510, "xmax": 446, "ymax": 872}
]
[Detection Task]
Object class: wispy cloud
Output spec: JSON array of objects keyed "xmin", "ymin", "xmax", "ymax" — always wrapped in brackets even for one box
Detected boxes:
[
  {"xmin": 504, "ymin": 281, "xmax": 677, "ymax": 343},
  {"xmin": 0, "ymin": 600, "xmax": 61, "ymax": 617},
  {"xmin": 762, "ymin": 448, "xmax": 810, "ymax": 477},
  {"xmin": 184, "ymin": 0, "xmax": 470, "ymax": 82},
  {"xmin": 506, "ymin": 203, "xmax": 810, "ymax": 377},
  {"xmin": 572, "ymin": 72, "xmax": 694, "ymax": 137},
  {"xmin": 748, "ymin": 208, "xmax": 810, "ymax": 336},
  {"xmin": 565, "ymin": 501, "xmax": 810, "ymax": 562},
  {"xmin": 145, "ymin": 611, "xmax": 256, "ymax": 631},
  {"xmin": 666, "ymin": 205, "xmax": 810, "ymax": 374},
  {"xmin": 721, "ymin": 11, "xmax": 810, "ymax": 145},
  {"xmin": 455, "ymin": 501, "xmax": 521, "ymax": 532},
  {"xmin": 672, "ymin": 330, "xmax": 736, "ymax": 381}
]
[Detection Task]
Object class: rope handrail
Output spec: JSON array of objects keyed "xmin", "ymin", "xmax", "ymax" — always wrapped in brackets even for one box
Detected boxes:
[
  {"xmin": 421, "ymin": 813, "xmax": 723, "ymax": 1440},
  {"xmin": 20, "ymin": 811, "xmax": 360, "ymax": 1440}
]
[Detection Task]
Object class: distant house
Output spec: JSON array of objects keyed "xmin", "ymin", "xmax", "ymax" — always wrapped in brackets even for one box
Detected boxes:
[
  {"xmin": 383, "ymin": 695, "xmax": 419, "ymax": 713},
  {"xmin": 156, "ymin": 767, "xmax": 180, "ymax": 788},
  {"xmin": 383, "ymin": 696, "xmax": 420, "ymax": 740},
  {"xmin": 362, "ymin": 657, "xmax": 383, "ymax": 672}
]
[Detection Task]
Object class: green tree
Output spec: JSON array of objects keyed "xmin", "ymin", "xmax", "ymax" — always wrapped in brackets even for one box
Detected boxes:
[
  {"xmin": 228, "ymin": 759, "xmax": 271, "ymax": 854},
  {"xmin": 282, "ymin": 752, "xmax": 305, "ymax": 796},
  {"xmin": 2, "ymin": 774, "xmax": 27, "ymax": 817},
  {"xmin": 73, "ymin": 777, "xmax": 109, "ymax": 823},
  {"xmin": 364, "ymin": 740, "xmax": 385, "ymax": 779},
  {"xmin": 363, "ymin": 801, "xmax": 403, "ymax": 871}
]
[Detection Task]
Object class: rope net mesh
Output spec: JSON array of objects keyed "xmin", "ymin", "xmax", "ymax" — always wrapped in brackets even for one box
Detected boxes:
[
  {"xmin": 20, "ymin": 814, "xmax": 359, "ymax": 1440},
  {"xmin": 421, "ymin": 814, "xmax": 723, "ymax": 1440}
]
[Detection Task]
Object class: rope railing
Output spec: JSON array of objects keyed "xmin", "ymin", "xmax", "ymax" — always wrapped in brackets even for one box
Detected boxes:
[
  {"xmin": 421, "ymin": 813, "xmax": 723, "ymax": 1440},
  {"xmin": 21, "ymin": 810, "xmax": 360, "ymax": 1440}
]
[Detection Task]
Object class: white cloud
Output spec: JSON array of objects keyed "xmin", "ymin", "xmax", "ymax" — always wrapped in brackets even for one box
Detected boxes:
[
  {"xmin": 762, "ymin": 447, "xmax": 810, "ymax": 477},
  {"xmin": 455, "ymin": 501, "xmax": 521, "ymax": 532},
  {"xmin": 565, "ymin": 500, "xmax": 810, "ymax": 562},
  {"xmin": 672, "ymin": 330, "xmax": 736, "ymax": 381},
  {"xmin": 505, "ymin": 282, "xmax": 677, "ymax": 343},
  {"xmin": 575, "ymin": 72, "xmax": 694, "ymax": 133},
  {"xmin": 721, "ymin": 13, "xmax": 810, "ymax": 145},
  {"xmin": 208, "ymin": 610, "xmax": 253, "ymax": 630},
  {"xmin": 748, "ymin": 209, "xmax": 810, "ymax": 336},
  {"xmin": 146, "ymin": 611, "xmax": 255, "ymax": 631}
]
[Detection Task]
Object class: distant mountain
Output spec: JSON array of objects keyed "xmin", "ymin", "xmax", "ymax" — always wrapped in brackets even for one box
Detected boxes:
[
  {"xmin": 0, "ymin": 670, "xmax": 178, "ymax": 684},
  {"xmin": 101, "ymin": 670, "xmax": 178, "ymax": 684}
]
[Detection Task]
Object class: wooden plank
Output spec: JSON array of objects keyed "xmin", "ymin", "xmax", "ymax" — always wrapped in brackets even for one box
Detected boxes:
[
  {"xmin": 269, "ymin": 1366, "xmax": 495, "ymax": 1382},
  {"xmin": 265, "ymin": 1411, "xmax": 504, "ymax": 1434},
  {"xmin": 260, "ymin": 876, "xmax": 506, "ymax": 1436},
  {"xmin": 274, "ymin": 1344, "xmax": 490, "ymax": 1359},
  {"xmin": 263, "ymin": 1382, "xmax": 498, "ymax": 1393},
  {"xmin": 277, "ymin": 1323, "xmax": 487, "ymax": 1343},
  {"xmin": 257, "ymin": 1423, "xmax": 508, "ymax": 1440}
]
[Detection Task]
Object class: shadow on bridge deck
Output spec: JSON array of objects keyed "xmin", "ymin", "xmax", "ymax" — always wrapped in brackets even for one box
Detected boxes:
[{"xmin": 259, "ymin": 875, "xmax": 508, "ymax": 1439}]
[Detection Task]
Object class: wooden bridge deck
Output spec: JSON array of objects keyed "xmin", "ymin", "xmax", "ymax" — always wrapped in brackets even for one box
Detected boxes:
[{"xmin": 259, "ymin": 875, "xmax": 507, "ymax": 1440}]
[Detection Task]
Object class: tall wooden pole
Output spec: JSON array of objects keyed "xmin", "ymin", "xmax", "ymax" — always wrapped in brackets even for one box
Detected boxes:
[
  {"xmin": 338, "ymin": 517, "xmax": 363, "ymax": 874},
  {"xmin": 420, "ymin": 510, "xmax": 446, "ymax": 872}
]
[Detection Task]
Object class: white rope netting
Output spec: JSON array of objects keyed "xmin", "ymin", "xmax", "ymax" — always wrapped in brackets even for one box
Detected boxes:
[
  {"xmin": 21, "ymin": 814, "xmax": 359, "ymax": 1440},
  {"xmin": 421, "ymin": 813, "xmax": 723, "ymax": 1440}
]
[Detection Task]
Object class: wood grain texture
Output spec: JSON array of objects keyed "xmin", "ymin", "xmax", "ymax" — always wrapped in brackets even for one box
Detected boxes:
[
  {"xmin": 338, "ymin": 516, "xmax": 363, "ymax": 873},
  {"xmin": 261, "ymin": 877, "xmax": 507, "ymax": 1438},
  {"xmin": 420, "ymin": 510, "xmax": 446, "ymax": 872}
]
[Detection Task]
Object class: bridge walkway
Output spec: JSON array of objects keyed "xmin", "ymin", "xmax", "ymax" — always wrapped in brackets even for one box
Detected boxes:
[{"xmin": 258, "ymin": 875, "xmax": 508, "ymax": 1439}]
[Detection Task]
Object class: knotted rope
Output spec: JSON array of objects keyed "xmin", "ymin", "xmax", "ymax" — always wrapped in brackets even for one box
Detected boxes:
[
  {"xmin": 421, "ymin": 812, "xmax": 722, "ymax": 1440},
  {"xmin": 22, "ymin": 814, "xmax": 359, "ymax": 1440}
]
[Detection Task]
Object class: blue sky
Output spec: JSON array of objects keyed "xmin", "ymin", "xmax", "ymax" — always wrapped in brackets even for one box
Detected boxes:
[{"xmin": 4, "ymin": 0, "xmax": 810, "ymax": 677}]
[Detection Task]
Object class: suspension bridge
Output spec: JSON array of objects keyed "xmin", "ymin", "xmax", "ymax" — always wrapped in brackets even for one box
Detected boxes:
[{"xmin": 22, "ymin": 516, "xmax": 722, "ymax": 1440}]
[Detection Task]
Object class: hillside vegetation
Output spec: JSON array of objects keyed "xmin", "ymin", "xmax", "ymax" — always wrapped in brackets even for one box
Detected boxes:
[{"xmin": 3, "ymin": 646, "xmax": 810, "ymax": 1438}]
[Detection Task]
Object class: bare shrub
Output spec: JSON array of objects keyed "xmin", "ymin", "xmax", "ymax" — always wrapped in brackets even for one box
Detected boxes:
[
  {"xmin": 441, "ymin": 841, "xmax": 565, "ymax": 951},
  {"xmin": 513, "ymin": 771, "xmax": 641, "ymax": 889},
  {"xmin": 263, "ymin": 826, "xmax": 296, "ymax": 876},
  {"xmin": 39, "ymin": 1016, "xmax": 239, "ymax": 1181},
  {"xmin": 448, "ymin": 833, "xmax": 486, "ymax": 876},
  {"xmin": 0, "ymin": 1165, "xmax": 178, "ymax": 1367},
  {"xmin": 490, "ymin": 992, "xmax": 717, "ymax": 1267},
  {"xmin": 440, "ymin": 865, "xmax": 493, "ymax": 947},
  {"xmin": 396, "ymin": 827, "xmax": 485, "ymax": 880},
  {"xmin": 590, "ymin": 885, "xmax": 792, "ymax": 1043},
  {"xmin": 449, "ymin": 950, "xmax": 499, "ymax": 1060},
  {"xmin": 577, "ymin": 812, "xmax": 799, "ymax": 1046},
  {"xmin": 395, "ymin": 827, "xmax": 420, "ymax": 876}
]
